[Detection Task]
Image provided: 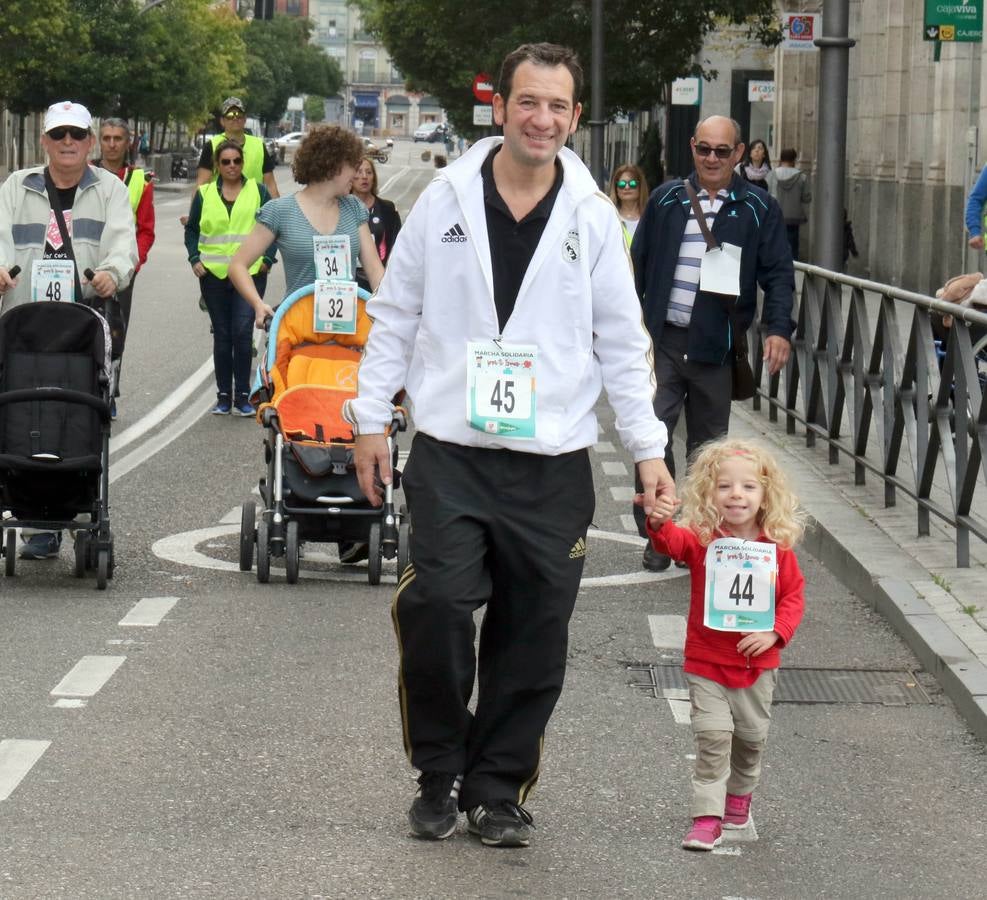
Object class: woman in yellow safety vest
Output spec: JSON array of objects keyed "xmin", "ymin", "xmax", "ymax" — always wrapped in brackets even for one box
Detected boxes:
[
  {"xmin": 609, "ymin": 163, "xmax": 649, "ymax": 249},
  {"xmin": 185, "ymin": 140, "xmax": 277, "ymax": 416}
]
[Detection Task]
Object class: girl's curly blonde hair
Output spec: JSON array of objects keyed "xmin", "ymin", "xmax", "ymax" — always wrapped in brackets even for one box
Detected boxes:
[{"xmin": 679, "ymin": 438, "xmax": 806, "ymax": 549}]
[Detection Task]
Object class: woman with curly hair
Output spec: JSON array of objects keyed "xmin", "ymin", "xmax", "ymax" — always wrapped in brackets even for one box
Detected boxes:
[
  {"xmin": 229, "ymin": 125, "xmax": 384, "ymax": 323},
  {"xmin": 643, "ymin": 437, "xmax": 806, "ymax": 852},
  {"xmin": 608, "ymin": 163, "xmax": 649, "ymax": 247}
]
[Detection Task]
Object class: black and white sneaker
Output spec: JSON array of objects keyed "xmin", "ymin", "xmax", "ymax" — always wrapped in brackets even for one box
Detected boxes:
[
  {"xmin": 466, "ymin": 800, "xmax": 534, "ymax": 847},
  {"xmin": 408, "ymin": 772, "xmax": 462, "ymax": 840}
]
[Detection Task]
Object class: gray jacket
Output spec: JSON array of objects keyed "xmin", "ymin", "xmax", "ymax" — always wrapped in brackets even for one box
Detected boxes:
[{"xmin": 767, "ymin": 166, "xmax": 812, "ymax": 225}]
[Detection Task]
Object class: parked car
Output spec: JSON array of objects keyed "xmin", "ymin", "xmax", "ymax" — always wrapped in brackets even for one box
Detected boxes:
[
  {"xmin": 413, "ymin": 122, "xmax": 445, "ymax": 143},
  {"xmin": 273, "ymin": 131, "xmax": 305, "ymax": 162}
]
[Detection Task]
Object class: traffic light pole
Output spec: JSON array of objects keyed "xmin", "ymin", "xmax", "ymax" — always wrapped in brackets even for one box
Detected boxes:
[{"xmin": 589, "ymin": 0, "xmax": 605, "ymax": 189}]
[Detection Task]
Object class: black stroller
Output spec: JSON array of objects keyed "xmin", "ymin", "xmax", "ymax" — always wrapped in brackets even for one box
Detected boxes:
[{"xmin": 0, "ymin": 302, "xmax": 116, "ymax": 588}]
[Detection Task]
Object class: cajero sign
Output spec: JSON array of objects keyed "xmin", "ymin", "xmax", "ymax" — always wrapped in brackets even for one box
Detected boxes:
[{"xmin": 924, "ymin": 0, "xmax": 983, "ymax": 42}]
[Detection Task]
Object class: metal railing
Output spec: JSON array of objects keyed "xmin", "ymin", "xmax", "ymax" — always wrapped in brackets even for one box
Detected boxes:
[{"xmin": 746, "ymin": 263, "xmax": 987, "ymax": 567}]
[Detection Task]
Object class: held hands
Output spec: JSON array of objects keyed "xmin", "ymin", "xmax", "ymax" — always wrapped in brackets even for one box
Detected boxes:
[
  {"xmin": 736, "ymin": 630, "xmax": 780, "ymax": 660},
  {"xmin": 645, "ymin": 492, "xmax": 679, "ymax": 528},
  {"xmin": 634, "ymin": 457, "xmax": 677, "ymax": 522}
]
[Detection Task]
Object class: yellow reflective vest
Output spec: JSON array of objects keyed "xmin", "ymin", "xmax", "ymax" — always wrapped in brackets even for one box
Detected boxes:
[
  {"xmin": 124, "ymin": 167, "xmax": 146, "ymax": 219},
  {"xmin": 196, "ymin": 178, "xmax": 263, "ymax": 279},
  {"xmin": 210, "ymin": 133, "xmax": 265, "ymax": 185}
]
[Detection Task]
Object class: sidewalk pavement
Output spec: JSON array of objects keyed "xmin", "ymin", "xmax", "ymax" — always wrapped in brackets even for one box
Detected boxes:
[{"xmin": 729, "ymin": 402, "xmax": 987, "ymax": 741}]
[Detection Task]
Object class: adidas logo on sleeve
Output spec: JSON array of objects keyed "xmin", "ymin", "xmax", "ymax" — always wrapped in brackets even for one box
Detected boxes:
[{"xmin": 441, "ymin": 223, "xmax": 468, "ymax": 243}]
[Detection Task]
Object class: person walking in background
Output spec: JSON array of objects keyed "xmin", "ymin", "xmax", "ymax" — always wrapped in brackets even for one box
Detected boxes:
[
  {"xmin": 350, "ymin": 155, "xmax": 401, "ymax": 292},
  {"xmin": 965, "ymin": 162, "xmax": 987, "ymax": 251},
  {"xmin": 196, "ymin": 97, "xmax": 279, "ymax": 199},
  {"xmin": 0, "ymin": 100, "xmax": 136, "ymax": 560},
  {"xmin": 95, "ymin": 117, "xmax": 156, "ymax": 419},
  {"xmin": 609, "ymin": 163, "xmax": 649, "ymax": 247},
  {"xmin": 630, "ymin": 115, "xmax": 794, "ymax": 573},
  {"xmin": 644, "ymin": 438, "xmax": 805, "ymax": 851},
  {"xmin": 346, "ymin": 42, "xmax": 673, "ymax": 848},
  {"xmin": 185, "ymin": 140, "xmax": 276, "ymax": 417},
  {"xmin": 766, "ymin": 148, "xmax": 811, "ymax": 261},
  {"xmin": 738, "ymin": 139, "xmax": 771, "ymax": 191}
]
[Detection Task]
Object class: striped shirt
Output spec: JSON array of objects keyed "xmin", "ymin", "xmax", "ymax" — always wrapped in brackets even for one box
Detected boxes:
[{"xmin": 666, "ymin": 187, "xmax": 728, "ymax": 327}]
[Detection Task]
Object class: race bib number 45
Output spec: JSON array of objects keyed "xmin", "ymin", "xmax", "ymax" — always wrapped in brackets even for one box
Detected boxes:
[
  {"xmin": 466, "ymin": 340, "xmax": 537, "ymax": 439},
  {"xmin": 703, "ymin": 537, "xmax": 777, "ymax": 632}
]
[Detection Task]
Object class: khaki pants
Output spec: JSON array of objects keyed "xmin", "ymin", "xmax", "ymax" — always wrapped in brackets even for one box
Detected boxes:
[{"xmin": 685, "ymin": 670, "xmax": 776, "ymax": 819}]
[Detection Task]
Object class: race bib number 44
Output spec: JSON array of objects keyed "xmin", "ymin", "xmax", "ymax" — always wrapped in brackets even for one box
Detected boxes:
[
  {"xmin": 703, "ymin": 537, "xmax": 777, "ymax": 632},
  {"xmin": 466, "ymin": 340, "xmax": 537, "ymax": 439}
]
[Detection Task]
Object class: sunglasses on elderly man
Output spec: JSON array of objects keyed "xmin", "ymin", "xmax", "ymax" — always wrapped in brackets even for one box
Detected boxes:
[
  {"xmin": 616, "ymin": 179, "xmax": 638, "ymax": 189},
  {"xmin": 47, "ymin": 126, "xmax": 89, "ymax": 141},
  {"xmin": 694, "ymin": 143, "xmax": 736, "ymax": 160}
]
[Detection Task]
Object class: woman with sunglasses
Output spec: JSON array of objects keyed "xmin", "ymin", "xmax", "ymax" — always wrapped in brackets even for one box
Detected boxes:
[
  {"xmin": 350, "ymin": 155, "xmax": 402, "ymax": 292},
  {"xmin": 185, "ymin": 140, "xmax": 277, "ymax": 416},
  {"xmin": 609, "ymin": 164, "xmax": 649, "ymax": 247}
]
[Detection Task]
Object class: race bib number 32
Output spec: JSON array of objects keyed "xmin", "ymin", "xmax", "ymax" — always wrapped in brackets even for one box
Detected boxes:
[
  {"xmin": 466, "ymin": 340, "xmax": 537, "ymax": 439},
  {"xmin": 703, "ymin": 537, "xmax": 777, "ymax": 632},
  {"xmin": 313, "ymin": 279, "xmax": 358, "ymax": 334}
]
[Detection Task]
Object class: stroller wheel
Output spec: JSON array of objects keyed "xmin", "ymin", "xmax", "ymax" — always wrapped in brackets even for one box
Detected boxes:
[
  {"xmin": 96, "ymin": 550, "xmax": 109, "ymax": 590},
  {"xmin": 285, "ymin": 520, "xmax": 300, "ymax": 584},
  {"xmin": 397, "ymin": 522, "xmax": 411, "ymax": 579},
  {"xmin": 367, "ymin": 522, "xmax": 383, "ymax": 586},
  {"xmin": 239, "ymin": 501, "xmax": 256, "ymax": 572},
  {"xmin": 4, "ymin": 528, "xmax": 15, "ymax": 577},
  {"xmin": 73, "ymin": 532, "xmax": 89, "ymax": 578},
  {"xmin": 256, "ymin": 518, "xmax": 271, "ymax": 584}
]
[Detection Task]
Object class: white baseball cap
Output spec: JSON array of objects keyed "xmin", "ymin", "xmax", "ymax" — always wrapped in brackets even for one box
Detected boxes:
[{"xmin": 44, "ymin": 101, "xmax": 93, "ymax": 133}]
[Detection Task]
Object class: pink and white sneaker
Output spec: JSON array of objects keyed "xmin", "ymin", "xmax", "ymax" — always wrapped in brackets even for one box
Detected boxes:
[
  {"xmin": 682, "ymin": 816, "xmax": 723, "ymax": 851},
  {"xmin": 723, "ymin": 792, "xmax": 753, "ymax": 829}
]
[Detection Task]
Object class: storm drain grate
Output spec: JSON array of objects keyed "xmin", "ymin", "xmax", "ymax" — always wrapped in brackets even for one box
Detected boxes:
[{"xmin": 627, "ymin": 664, "xmax": 932, "ymax": 706}]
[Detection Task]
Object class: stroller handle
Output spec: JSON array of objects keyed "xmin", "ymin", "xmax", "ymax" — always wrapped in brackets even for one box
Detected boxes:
[
  {"xmin": 6, "ymin": 265, "xmax": 20, "ymax": 279},
  {"xmin": 84, "ymin": 268, "xmax": 96, "ymax": 281}
]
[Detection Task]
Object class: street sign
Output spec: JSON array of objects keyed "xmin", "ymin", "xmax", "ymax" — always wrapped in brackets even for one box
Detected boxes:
[
  {"xmin": 924, "ymin": 0, "xmax": 983, "ymax": 41},
  {"xmin": 781, "ymin": 12, "xmax": 821, "ymax": 51},
  {"xmin": 473, "ymin": 105, "xmax": 493, "ymax": 126},
  {"xmin": 670, "ymin": 77, "xmax": 701, "ymax": 106},
  {"xmin": 472, "ymin": 73, "xmax": 494, "ymax": 104}
]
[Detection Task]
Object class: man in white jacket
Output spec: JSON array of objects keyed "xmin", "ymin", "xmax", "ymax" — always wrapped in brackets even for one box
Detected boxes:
[{"xmin": 346, "ymin": 43, "xmax": 673, "ymax": 848}]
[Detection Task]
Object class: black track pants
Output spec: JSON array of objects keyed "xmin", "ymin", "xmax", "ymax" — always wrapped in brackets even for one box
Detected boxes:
[{"xmin": 393, "ymin": 433, "xmax": 595, "ymax": 810}]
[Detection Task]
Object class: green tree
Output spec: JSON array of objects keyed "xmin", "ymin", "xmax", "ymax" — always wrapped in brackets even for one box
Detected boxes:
[
  {"xmin": 242, "ymin": 16, "xmax": 341, "ymax": 127},
  {"xmin": 304, "ymin": 95, "xmax": 326, "ymax": 123},
  {"xmin": 354, "ymin": 0, "xmax": 780, "ymax": 135}
]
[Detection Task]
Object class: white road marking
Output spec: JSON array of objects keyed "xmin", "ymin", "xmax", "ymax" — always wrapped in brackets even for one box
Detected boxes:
[
  {"xmin": 609, "ymin": 486, "xmax": 636, "ymax": 501},
  {"xmin": 602, "ymin": 461, "xmax": 627, "ymax": 476},
  {"xmin": 151, "ymin": 524, "xmax": 688, "ymax": 587},
  {"xmin": 712, "ymin": 846, "xmax": 743, "ymax": 856},
  {"xmin": 649, "ymin": 614, "xmax": 686, "ymax": 649},
  {"xmin": 665, "ymin": 690, "xmax": 692, "ymax": 725},
  {"xmin": 593, "ymin": 441, "xmax": 616, "ymax": 453},
  {"xmin": 50, "ymin": 656, "xmax": 126, "ymax": 698},
  {"xmin": 110, "ymin": 358, "xmax": 213, "ymax": 454},
  {"xmin": 51, "ymin": 699, "xmax": 87, "ymax": 709},
  {"xmin": 119, "ymin": 597, "xmax": 179, "ymax": 627},
  {"xmin": 378, "ymin": 166, "xmax": 411, "ymax": 195},
  {"xmin": 220, "ymin": 507, "xmax": 241, "ymax": 524},
  {"xmin": 0, "ymin": 739, "xmax": 51, "ymax": 802},
  {"xmin": 620, "ymin": 514, "xmax": 638, "ymax": 532}
]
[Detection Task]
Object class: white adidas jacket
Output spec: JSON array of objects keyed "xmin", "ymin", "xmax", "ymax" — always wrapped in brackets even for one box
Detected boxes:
[{"xmin": 345, "ymin": 137, "xmax": 667, "ymax": 462}]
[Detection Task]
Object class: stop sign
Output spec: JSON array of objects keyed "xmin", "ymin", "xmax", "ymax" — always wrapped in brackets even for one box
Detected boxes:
[{"xmin": 472, "ymin": 73, "xmax": 494, "ymax": 104}]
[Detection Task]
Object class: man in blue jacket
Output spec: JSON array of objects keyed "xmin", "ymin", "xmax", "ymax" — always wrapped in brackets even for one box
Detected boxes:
[{"xmin": 630, "ymin": 115, "xmax": 795, "ymax": 571}]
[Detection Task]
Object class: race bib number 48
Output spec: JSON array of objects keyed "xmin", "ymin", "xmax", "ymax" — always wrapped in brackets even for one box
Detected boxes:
[
  {"xmin": 31, "ymin": 260, "xmax": 75, "ymax": 303},
  {"xmin": 466, "ymin": 340, "xmax": 537, "ymax": 439},
  {"xmin": 703, "ymin": 537, "xmax": 777, "ymax": 632}
]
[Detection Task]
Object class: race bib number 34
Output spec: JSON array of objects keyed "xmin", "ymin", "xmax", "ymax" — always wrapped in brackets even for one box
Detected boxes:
[
  {"xmin": 313, "ymin": 234, "xmax": 351, "ymax": 282},
  {"xmin": 703, "ymin": 537, "xmax": 777, "ymax": 632},
  {"xmin": 466, "ymin": 340, "xmax": 537, "ymax": 439}
]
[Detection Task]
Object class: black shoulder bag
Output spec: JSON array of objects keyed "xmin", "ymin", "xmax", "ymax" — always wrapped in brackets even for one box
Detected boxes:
[
  {"xmin": 43, "ymin": 170, "xmax": 125, "ymax": 359},
  {"xmin": 682, "ymin": 180, "xmax": 756, "ymax": 401}
]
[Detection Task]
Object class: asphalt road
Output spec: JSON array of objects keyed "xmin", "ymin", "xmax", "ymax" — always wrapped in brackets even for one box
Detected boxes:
[{"xmin": 2, "ymin": 145, "xmax": 986, "ymax": 899}]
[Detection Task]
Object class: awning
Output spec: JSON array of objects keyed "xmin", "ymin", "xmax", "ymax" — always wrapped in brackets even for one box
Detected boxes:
[{"xmin": 386, "ymin": 94, "xmax": 410, "ymax": 108}]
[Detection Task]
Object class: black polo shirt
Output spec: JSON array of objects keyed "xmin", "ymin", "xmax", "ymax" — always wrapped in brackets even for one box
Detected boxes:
[{"xmin": 481, "ymin": 146, "xmax": 564, "ymax": 332}]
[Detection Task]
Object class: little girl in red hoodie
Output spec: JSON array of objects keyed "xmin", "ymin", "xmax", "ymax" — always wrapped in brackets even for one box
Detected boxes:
[{"xmin": 645, "ymin": 438, "xmax": 806, "ymax": 851}]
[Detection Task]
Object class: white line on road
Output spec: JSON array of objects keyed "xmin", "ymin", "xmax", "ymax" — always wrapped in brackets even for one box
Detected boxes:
[
  {"xmin": 609, "ymin": 486, "xmax": 636, "ymax": 501},
  {"xmin": 593, "ymin": 441, "xmax": 616, "ymax": 453},
  {"xmin": 50, "ymin": 656, "xmax": 126, "ymax": 698},
  {"xmin": 620, "ymin": 514, "xmax": 638, "ymax": 532},
  {"xmin": 0, "ymin": 739, "xmax": 51, "ymax": 802},
  {"xmin": 220, "ymin": 506, "xmax": 241, "ymax": 524},
  {"xmin": 602, "ymin": 460, "xmax": 627, "ymax": 476},
  {"xmin": 110, "ymin": 358, "xmax": 213, "ymax": 455},
  {"xmin": 118, "ymin": 597, "xmax": 179, "ymax": 627},
  {"xmin": 663, "ymin": 688, "xmax": 692, "ymax": 725}
]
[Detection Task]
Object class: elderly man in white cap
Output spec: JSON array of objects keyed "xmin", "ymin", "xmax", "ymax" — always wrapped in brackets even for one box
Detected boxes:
[
  {"xmin": 0, "ymin": 100, "xmax": 137, "ymax": 560},
  {"xmin": 196, "ymin": 96, "xmax": 279, "ymax": 198}
]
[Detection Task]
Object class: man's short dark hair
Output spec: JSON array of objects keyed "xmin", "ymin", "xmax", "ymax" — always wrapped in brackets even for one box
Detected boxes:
[
  {"xmin": 100, "ymin": 117, "xmax": 131, "ymax": 138},
  {"xmin": 780, "ymin": 147, "xmax": 798, "ymax": 164},
  {"xmin": 497, "ymin": 43, "xmax": 583, "ymax": 105}
]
